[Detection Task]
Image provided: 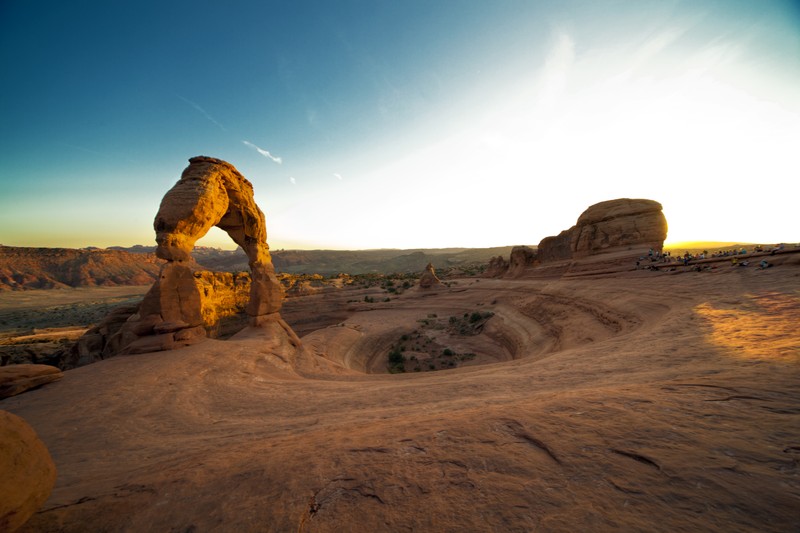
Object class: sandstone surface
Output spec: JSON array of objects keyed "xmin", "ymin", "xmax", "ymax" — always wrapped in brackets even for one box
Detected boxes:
[
  {"xmin": 506, "ymin": 245, "xmax": 537, "ymax": 277},
  {"xmin": 483, "ymin": 255, "xmax": 509, "ymax": 278},
  {"xmin": 0, "ymin": 410, "xmax": 57, "ymax": 531},
  {"xmin": 4, "ymin": 258, "xmax": 799, "ymax": 532},
  {"xmin": 0, "ymin": 364, "xmax": 63, "ymax": 398},
  {"xmin": 418, "ymin": 262, "xmax": 441, "ymax": 288},
  {"xmin": 538, "ymin": 198, "xmax": 667, "ymax": 263},
  {"xmin": 84, "ymin": 156, "xmax": 294, "ymax": 358}
]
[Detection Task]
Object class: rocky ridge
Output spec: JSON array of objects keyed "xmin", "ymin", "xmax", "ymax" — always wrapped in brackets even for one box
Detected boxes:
[{"xmin": 0, "ymin": 246, "xmax": 160, "ymax": 291}]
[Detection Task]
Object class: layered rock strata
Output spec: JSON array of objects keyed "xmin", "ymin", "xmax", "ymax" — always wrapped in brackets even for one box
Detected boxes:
[
  {"xmin": 506, "ymin": 246, "xmax": 537, "ymax": 278},
  {"xmin": 0, "ymin": 364, "xmax": 63, "ymax": 399},
  {"xmin": 66, "ymin": 272, "xmax": 255, "ymax": 367},
  {"xmin": 69, "ymin": 156, "xmax": 297, "ymax": 362},
  {"xmin": 538, "ymin": 199, "xmax": 667, "ymax": 263}
]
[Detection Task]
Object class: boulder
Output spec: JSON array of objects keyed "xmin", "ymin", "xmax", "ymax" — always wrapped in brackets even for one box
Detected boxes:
[
  {"xmin": 0, "ymin": 410, "xmax": 57, "ymax": 531},
  {"xmin": 0, "ymin": 364, "xmax": 63, "ymax": 399}
]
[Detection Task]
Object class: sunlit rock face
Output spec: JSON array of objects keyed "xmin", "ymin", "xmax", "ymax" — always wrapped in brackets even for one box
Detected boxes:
[
  {"xmin": 67, "ymin": 156, "xmax": 294, "ymax": 364},
  {"xmin": 65, "ymin": 271, "xmax": 253, "ymax": 368},
  {"xmin": 418, "ymin": 262, "xmax": 441, "ymax": 288},
  {"xmin": 538, "ymin": 198, "xmax": 667, "ymax": 263},
  {"xmin": 153, "ymin": 156, "xmax": 283, "ymax": 316}
]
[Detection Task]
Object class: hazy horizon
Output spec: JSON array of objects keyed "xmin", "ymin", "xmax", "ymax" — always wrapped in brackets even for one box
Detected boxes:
[
  {"xmin": 1, "ymin": 1, "xmax": 798, "ymax": 250},
  {"xmin": 1, "ymin": 239, "xmax": 784, "ymax": 254}
]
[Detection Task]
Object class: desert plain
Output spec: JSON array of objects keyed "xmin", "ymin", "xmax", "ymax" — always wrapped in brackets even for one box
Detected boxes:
[{"xmin": 2, "ymin": 247, "xmax": 799, "ymax": 532}]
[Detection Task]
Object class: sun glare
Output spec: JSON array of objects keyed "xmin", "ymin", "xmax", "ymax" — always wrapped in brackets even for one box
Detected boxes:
[{"xmin": 695, "ymin": 292, "xmax": 800, "ymax": 362}]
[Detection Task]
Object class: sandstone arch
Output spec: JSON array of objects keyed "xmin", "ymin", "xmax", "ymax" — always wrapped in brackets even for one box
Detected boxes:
[
  {"xmin": 153, "ymin": 156, "xmax": 283, "ymax": 317},
  {"xmin": 106, "ymin": 156, "xmax": 296, "ymax": 356}
]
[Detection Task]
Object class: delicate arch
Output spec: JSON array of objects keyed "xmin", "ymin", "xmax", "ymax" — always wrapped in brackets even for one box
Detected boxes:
[{"xmin": 153, "ymin": 156, "xmax": 283, "ymax": 316}]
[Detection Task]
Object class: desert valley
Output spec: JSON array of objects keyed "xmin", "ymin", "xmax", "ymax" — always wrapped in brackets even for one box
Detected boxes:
[{"xmin": 1, "ymin": 157, "xmax": 798, "ymax": 532}]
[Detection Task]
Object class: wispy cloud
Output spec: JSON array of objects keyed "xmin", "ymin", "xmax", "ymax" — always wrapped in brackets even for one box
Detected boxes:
[
  {"xmin": 535, "ymin": 31, "xmax": 575, "ymax": 111},
  {"xmin": 176, "ymin": 94, "xmax": 226, "ymax": 131},
  {"xmin": 289, "ymin": 176, "xmax": 296, "ymax": 185},
  {"xmin": 242, "ymin": 140, "xmax": 283, "ymax": 164},
  {"xmin": 333, "ymin": 173, "xmax": 343, "ymax": 180}
]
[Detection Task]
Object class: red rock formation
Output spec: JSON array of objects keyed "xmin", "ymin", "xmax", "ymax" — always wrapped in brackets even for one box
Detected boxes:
[
  {"xmin": 483, "ymin": 256, "xmax": 509, "ymax": 278},
  {"xmin": 538, "ymin": 199, "xmax": 667, "ymax": 263},
  {"xmin": 0, "ymin": 410, "xmax": 57, "ymax": 532},
  {"xmin": 536, "ymin": 229, "xmax": 573, "ymax": 263},
  {"xmin": 0, "ymin": 364, "xmax": 63, "ymax": 399},
  {"xmin": 418, "ymin": 263, "xmax": 441, "ymax": 288},
  {"xmin": 153, "ymin": 156, "xmax": 283, "ymax": 316},
  {"xmin": 77, "ymin": 156, "xmax": 297, "ymax": 359},
  {"xmin": 506, "ymin": 246, "xmax": 537, "ymax": 277},
  {"xmin": 65, "ymin": 272, "xmax": 253, "ymax": 367},
  {"xmin": 0, "ymin": 246, "xmax": 160, "ymax": 291}
]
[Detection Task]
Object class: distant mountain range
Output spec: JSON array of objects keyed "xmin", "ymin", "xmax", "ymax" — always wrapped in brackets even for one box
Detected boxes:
[
  {"xmin": 0, "ymin": 245, "xmax": 523, "ymax": 290},
  {"xmin": 0, "ymin": 246, "xmax": 161, "ymax": 290}
]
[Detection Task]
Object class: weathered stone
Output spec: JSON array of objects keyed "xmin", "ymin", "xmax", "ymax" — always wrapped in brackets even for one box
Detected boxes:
[
  {"xmin": 121, "ymin": 333, "xmax": 177, "ymax": 355},
  {"xmin": 483, "ymin": 256, "xmax": 509, "ymax": 278},
  {"xmin": 153, "ymin": 156, "xmax": 283, "ymax": 318},
  {"xmin": 538, "ymin": 198, "xmax": 667, "ymax": 263},
  {"xmin": 89, "ymin": 157, "xmax": 294, "ymax": 356},
  {"xmin": 153, "ymin": 321, "xmax": 191, "ymax": 334},
  {"xmin": 537, "ymin": 229, "xmax": 573, "ymax": 263},
  {"xmin": 247, "ymin": 312, "xmax": 302, "ymax": 348},
  {"xmin": 65, "ymin": 271, "xmax": 258, "ymax": 366},
  {"xmin": 0, "ymin": 364, "xmax": 63, "ymax": 399},
  {"xmin": 68, "ymin": 156, "xmax": 297, "ymax": 362},
  {"xmin": 506, "ymin": 246, "xmax": 537, "ymax": 278},
  {"xmin": 418, "ymin": 263, "xmax": 441, "ymax": 288},
  {"xmin": 174, "ymin": 325, "xmax": 206, "ymax": 342},
  {"xmin": 0, "ymin": 410, "xmax": 57, "ymax": 532},
  {"xmin": 572, "ymin": 198, "xmax": 667, "ymax": 258}
]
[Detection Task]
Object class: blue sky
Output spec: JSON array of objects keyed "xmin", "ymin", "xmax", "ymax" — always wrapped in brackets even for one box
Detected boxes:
[{"xmin": 1, "ymin": 1, "xmax": 798, "ymax": 250}]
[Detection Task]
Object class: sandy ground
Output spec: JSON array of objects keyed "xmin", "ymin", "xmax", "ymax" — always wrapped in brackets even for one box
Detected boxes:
[
  {"xmin": 3, "ymin": 261, "xmax": 800, "ymax": 532},
  {"xmin": 0, "ymin": 286, "xmax": 152, "ymax": 366},
  {"xmin": 0, "ymin": 286, "xmax": 151, "ymax": 332}
]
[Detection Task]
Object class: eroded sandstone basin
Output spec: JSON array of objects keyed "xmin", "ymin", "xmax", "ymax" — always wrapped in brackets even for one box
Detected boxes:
[{"xmin": 4, "ymin": 259, "xmax": 799, "ymax": 533}]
